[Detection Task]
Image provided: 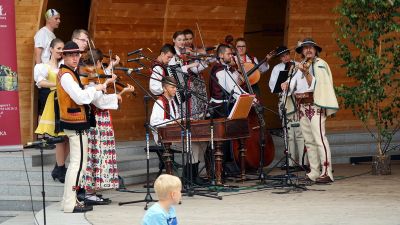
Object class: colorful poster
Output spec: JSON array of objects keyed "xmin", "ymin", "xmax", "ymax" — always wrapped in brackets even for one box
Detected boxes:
[{"xmin": 0, "ymin": 1, "xmax": 22, "ymax": 149}]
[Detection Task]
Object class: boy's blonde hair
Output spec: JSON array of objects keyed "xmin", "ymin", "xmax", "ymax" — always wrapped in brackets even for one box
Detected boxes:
[{"xmin": 154, "ymin": 174, "xmax": 182, "ymax": 200}]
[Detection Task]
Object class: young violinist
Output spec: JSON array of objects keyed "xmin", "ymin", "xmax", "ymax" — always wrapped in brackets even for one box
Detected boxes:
[
  {"xmin": 57, "ymin": 41, "xmax": 118, "ymax": 213},
  {"xmin": 234, "ymin": 37, "xmax": 273, "ymax": 96},
  {"xmin": 269, "ymin": 46, "xmax": 307, "ymax": 170},
  {"xmin": 79, "ymin": 48, "xmax": 135, "ymax": 205},
  {"xmin": 183, "ymin": 28, "xmax": 206, "ymax": 55},
  {"xmin": 281, "ymin": 38, "xmax": 339, "ymax": 184},
  {"xmin": 149, "ymin": 44, "xmax": 176, "ymax": 96}
]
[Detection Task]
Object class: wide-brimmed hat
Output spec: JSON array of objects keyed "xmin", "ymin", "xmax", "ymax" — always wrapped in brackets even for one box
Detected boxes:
[
  {"xmin": 295, "ymin": 38, "xmax": 322, "ymax": 54},
  {"xmin": 275, "ymin": 46, "xmax": 290, "ymax": 57},
  {"xmin": 62, "ymin": 41, "xmax": 83, "ymax": 54}
]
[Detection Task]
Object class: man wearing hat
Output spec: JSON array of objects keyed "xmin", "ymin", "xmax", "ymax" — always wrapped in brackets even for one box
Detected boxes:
[
  {"xmin": 57, "ymin": 41, "xmax": 118, "ymax": 212},
  {"xmin": 269, "ymin": 46, "xmax": 307, "ymax": 170},
  {"xmin": 34, "ymin": 9, "xmax": 61, "ymax": 64},
  {"xmin": 282, "ymin": 38, "xmax": 339, "ymax": 183}
]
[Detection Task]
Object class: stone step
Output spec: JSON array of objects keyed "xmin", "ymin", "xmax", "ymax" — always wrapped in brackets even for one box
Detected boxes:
[
  {"xmin": 0, "ymin": 181, "xmax": 64, "ymax": 197},
  {"xmin": 0, "ymin": 211, "xmax": 33, "ymax": 225},
  {"xmin": 0, "ymin": 150, "xmax": 56, "ymax": 169},
  {"xmin": 119, "ymin": 168, "xmax": 160, "ymax": 186},
  {"xmin": 271, "ymin": 131, "xmax": 400, "ymax": 147},
  {"xmin": 0, "ymin": 196, "xmax": 59, "ymax": 211}
]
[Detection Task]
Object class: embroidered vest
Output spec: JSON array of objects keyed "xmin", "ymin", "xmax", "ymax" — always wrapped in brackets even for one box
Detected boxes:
[
  {"xmin": 158, "ymin": 95, "xmax": 176, "ymax": 120},
  {"xmin": 56, "ymin": 64, "xmax": 90, "ymax": 131},
  {"xmin": 210, "ymin": 63, "xmax": 231, "ymax": 101},
  {"xmin": 151, "ymin": 60, "xmax": 168, "ymax": 77}
]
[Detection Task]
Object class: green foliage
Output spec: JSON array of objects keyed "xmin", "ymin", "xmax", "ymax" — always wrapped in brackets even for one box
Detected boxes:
[{"xmin": 335, "ymin": 0, "xmax": 400, "ymax": 155}]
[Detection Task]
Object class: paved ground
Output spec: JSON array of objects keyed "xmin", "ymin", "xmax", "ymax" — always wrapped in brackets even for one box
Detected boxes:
[
  {"xmin": 86, "ymin": 163, "xmax": 400, "ymax": 225},
  {"xmin": 4, "ymin": 162, "xmax": 400, "ymax": 225}
]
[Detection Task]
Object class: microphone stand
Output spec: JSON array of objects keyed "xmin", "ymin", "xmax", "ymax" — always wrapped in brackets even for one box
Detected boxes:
[
  {"xmin": 261, "ymin": 65, "xmax": 307, "ymax": 191},
  {"xmin": 179, "ymin": 68, "xmax": 222, "ymax": 200},
  {"xmin": 23, "ymin": 139, "xmax": 60, "ymax": 225},
  {"xmin": 117, "ymin": 70, "xmax": 185, "ymax": 209}
]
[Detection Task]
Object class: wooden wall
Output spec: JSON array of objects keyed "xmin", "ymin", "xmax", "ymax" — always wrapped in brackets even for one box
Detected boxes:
[
  {"xmin": 15, "ymin": 0, "xmax": 366, "ymax": 144},
  {"xmin": 286, "ymin": 0, "xmax": 363, "ymax": 131},
  {"xmin": 243, "ymin": 0, "xmax": 287, "ymax": 129},
  {"xmin": 89, "ymin": 0, "xmax": 248, "ymax": 140}
]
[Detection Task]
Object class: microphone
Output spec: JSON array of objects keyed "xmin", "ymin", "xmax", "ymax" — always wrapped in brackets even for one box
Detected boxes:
[
  {"xmin": 114, "ymin": 66, "xmax": 144, "ymax": 74},
  {"xmin": 127, "ymin": 56, "xmax": 144, "ymax": 62},
  {"xmin": 24, "ymin": 137, "xmax": 65, "ymax": 149},
  {"xmin": 127, "ymin": 48, "xmax": 143, "ymax": 56}
]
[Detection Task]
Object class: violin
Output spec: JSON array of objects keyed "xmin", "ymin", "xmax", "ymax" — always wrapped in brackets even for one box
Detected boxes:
[{"xmin": 79, "ymin": 65, "xmax": 136, "ymax": 96}]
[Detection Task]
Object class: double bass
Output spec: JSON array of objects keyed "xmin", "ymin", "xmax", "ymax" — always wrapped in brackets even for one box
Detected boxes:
[{"xmin": 226, "ymin": 36, "xmax": 275, "ymax": 171}]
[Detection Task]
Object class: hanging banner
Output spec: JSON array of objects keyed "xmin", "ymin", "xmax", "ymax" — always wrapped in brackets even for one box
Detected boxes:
[{"xmin": 0, "ymin": 1, "xmax": 22, "ymax": 149}]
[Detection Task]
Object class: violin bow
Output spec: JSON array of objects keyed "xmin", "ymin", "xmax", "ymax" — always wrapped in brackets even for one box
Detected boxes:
[
  {"xmin": 87, "ymin": 37, "xmax": 101, "ymax": 84},
  {"xmin": 196, "ymin": 22, "xmax": 206, "ymax": 51},
  {"xmin": 109, "ymin": 49, "xmax": 117, "ymax": 94}
]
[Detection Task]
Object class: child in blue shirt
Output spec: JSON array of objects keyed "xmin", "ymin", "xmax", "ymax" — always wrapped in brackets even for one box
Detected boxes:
[{"xmin": 142, "ymin": 174, "xmax": 182, "ymax": 225}]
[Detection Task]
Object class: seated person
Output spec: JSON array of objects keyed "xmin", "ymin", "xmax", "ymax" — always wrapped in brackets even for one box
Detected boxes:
[{"xmin": 150, "ymin": 76, "xmax": 205, "ymax": 184}]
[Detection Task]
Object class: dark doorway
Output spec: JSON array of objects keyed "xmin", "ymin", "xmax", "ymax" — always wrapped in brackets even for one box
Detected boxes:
[
  {"xmin": 243, "ymin": 0, "xmax": 287, "ymax": 129},
  {"xmin": 46, "ymin": 0, "xmax": 91, "ymax": 42}
]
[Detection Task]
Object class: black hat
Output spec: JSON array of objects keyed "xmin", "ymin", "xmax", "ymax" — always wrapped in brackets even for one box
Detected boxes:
[
  {"xmin": 62, "ymin": 41, "xmax": 83, "ymax": 54},
  {"xmin": 295, "ymin": 38, "xmax": 322, "ymax": 54},
  {"xmin": 275, "ymin": 46, "xmax": 290, "ymax": 57}
]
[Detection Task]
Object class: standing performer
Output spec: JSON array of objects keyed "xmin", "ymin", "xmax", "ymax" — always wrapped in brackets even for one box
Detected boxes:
[
  {"xmin": 149, "ymin": 44, "xmax": 176, "ymax": 96},
  {"xmin": 80, "ymin": 49, "xmax": 135, "ymax": 205},
  {"xmin": 57, "ymin": 41, "xmax": 117, "ymax": 213},
  {"xmin": 71, "ymin": 29, "xmax": 89, "ymax": 53},
  {"xmin": 209, "ymin": 44, "xmax": 248, "ymax": 118},
  {"xmin": 234, "ymin": 38, "xmax": 273, "ymax": 97},
  {"xmin": 269, "ymin": 46, "xmax": 307, "ymax": 169},
  {"xmin": 34, "ymin": 38, "xmax": 69, "ymax": 183},
  {"xmin": 169, "ymin": 31, "xmax": 209, "ymax": 182},
  {"xmin": 183, "ymin": 28, "xmax": 206, "ymax": 54},
  {"xmin": 282, "ymin": 38, "xmax": 339, "ymax": 183},
  {"xmin": 34, "ymin": 9, "xmax": 61, "ymax": 64}
]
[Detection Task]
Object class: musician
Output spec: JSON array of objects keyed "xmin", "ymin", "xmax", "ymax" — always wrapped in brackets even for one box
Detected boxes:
[
  {"xmin": 210, "ymin": 44, "xmax": 248, "ymax": 118},
  {"xmin": 57, "ymin": 41, "xmax": 118, "ymax": 213},
  {"xmin": 80, "ymin": 49, "xmax": 135, "ymax": 205},
  {"xmin": 183, "ymin": 28, "xmax": 206, "ymax": 54},
  {"xmin": 150, "ymin": 76, "xmax": 206, "ymax": 184},
  {"xmin": 269, "ymin": 46, "xmax": 307, "ymax": 169},
  {"xmin": 71, "ymin": 29, "xmax": 89, "ymax": 52},
  {"xmin": 282, "ymin": 38, "xmax": 339, "ymax": 183},
  {"xmin": 234, "ymin": 38, "xmax": 273, "ymax": 96},
  {"xmin": 169, "ymin": 31, "xmax": 206, "ymax": 76},
  {"xmin": 149, "ymin": 44, "xmax": 176, "ymax": 96}
]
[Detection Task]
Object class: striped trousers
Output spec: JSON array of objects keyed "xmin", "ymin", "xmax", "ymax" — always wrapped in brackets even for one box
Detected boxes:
[{"xmin": 298, "ymin": 103, "xmax": 333, "ymax": 181}]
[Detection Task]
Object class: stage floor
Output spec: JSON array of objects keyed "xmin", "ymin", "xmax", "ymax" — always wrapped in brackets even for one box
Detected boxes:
[{"xmin": 27, "ymin": 163, "xmax": 400, "ymax": 225}]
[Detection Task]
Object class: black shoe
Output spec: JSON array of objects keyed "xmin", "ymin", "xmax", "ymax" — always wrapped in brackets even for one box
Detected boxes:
[
  {"xmin": 84, "ymin": 195, "xmax": 112, "ymax": 206},
  {"xmin": 72, "ymin": 204, "xmax": 93, "ymax": 213},
  {"xmin": 51, "ymin": 163, "xmax": 66, "ymax": 183}
]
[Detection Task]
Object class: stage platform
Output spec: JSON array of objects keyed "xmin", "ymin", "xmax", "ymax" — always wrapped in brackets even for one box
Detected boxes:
[{"xmin": 3, "ymin": 163, "xmax": 400, "ymax": 225}]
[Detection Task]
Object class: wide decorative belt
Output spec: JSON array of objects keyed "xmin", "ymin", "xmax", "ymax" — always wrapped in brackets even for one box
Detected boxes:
[{"xmin": 295, "ymin": 92, "xmax": 314, "ymax": 104}]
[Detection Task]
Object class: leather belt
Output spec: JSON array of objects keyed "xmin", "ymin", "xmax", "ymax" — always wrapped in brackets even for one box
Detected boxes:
[{"xmin": 295, "ymin": 92, "xmax": 314, "ymax": 104}]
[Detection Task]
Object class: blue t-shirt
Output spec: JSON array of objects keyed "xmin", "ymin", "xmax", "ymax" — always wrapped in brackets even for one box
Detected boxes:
[{"xmin": 141, "ymin": 202, "xmax": 178, "ymax": 225}]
